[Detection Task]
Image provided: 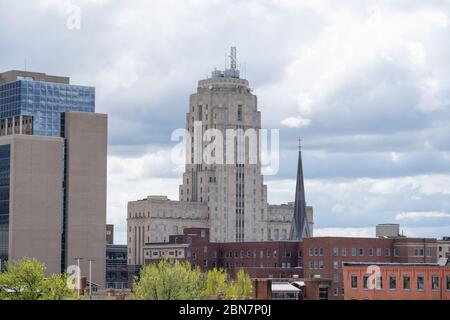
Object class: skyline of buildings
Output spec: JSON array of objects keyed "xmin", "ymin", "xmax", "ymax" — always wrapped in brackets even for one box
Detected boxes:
[{"xmin": 0, "ymin": 66, "xmax": 448, "ymax": 301}]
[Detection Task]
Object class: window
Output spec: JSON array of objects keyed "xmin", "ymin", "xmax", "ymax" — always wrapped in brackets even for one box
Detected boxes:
[
  {"xmin": 447, "ymin": 275, "xmax": 450, "ymax": 290},
  {"xmin": 319, "ymin": 248, "xmax": 324, "ymax": 256},
  {"xmin": 319, "ymin": 261, "xmax": 324, "ymax": 269},
  {"xmin": 368, "ymin": 248, "xmax": 373, "ymax": 256},
  {"xmin": 342, "ymin": 248, "xmax": 347, "ymax": 256},
  {"xmin": 417, "ymin": 276, "xmax": 424, "ymax": 291},
  {"xmin": 389, "ymin": 276, "xmax": 396, "ymax": 290},
  {"xmin": 403, "ymin": 275, "xmax": 411, "ymax": 290},
  {"xmin": 377, "ymin": 276, "xmax": 383, "ymax": 290},
  {"xmin": 363, "ymin": 275, "xmax": 369, "ymax": 289},
  {"xmin": 333, "ymin": 261, "xmax": 339, "ymax": 269},
  {"xmin": 333, "ymin": 273, "xmax": 340, "ymax": 283},
  {"xmin": 309, "ymin": 248, "xmax": 313, "ymax": 256},
  {"xmin": 351, "ymin": 275, "xmax": 358, "ymax": 289},
  {"xmin": 385, "ymin": 248, "xmax": 390, "ymax": 256},
  {"xmin": 394, "ymin": 248, "xmax": 399, "ymax": 257},
  {"xmin": 359, "ymin": 248, "xmax": 364, "ymax": 256},
  {"xmin": 376, "ymin": 248, "xmax": 382, "ymax": 257},
  {"xmin": 237, "ymin": 105, "xmax": 242, "ymax": 121},
  {"xmin": 432, "ymin": 276, "xmax": 439, "ymax": 291},
  {"xmin": 351, "ymin": 248, "xmax": 356, "ymax": 256},
  {"xmin": 334, "ymin": 288, "xmax": 339, "ymax": 296},
  {"xmin": 333, "ymin": 248, "xmax": 339, "ymax": 256}
]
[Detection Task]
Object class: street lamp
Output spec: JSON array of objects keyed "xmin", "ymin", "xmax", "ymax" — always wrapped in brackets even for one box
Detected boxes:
[{"xmin": 73, "ymin": 257, "xmax": 83, "ymax": 297}]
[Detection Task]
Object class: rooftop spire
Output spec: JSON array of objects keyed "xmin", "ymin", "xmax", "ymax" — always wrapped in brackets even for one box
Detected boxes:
[{"xmin": 290, "ymin": 138, "xmax": 311, "ymax": 240}]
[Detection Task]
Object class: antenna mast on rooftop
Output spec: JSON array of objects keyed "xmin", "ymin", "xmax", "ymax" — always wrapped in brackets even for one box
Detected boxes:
[{"xmin": 229, "ymin": 47, "xmax": 237, "ymax": 70}]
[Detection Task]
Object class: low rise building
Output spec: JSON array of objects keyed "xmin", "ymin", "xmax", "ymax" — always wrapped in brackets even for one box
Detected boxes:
[
  {"xmin": 437, "ymin": 237, "xmax": 450, "ymax": 260},
  {"xmin": 138, "ymin": 227, "xmax": 439, "ymax": 300},
  {"xmin": 302, "ymin": 236, "xmax": 437, "ymax": 299},
  {"xmin": 143, "ymin": 228, "xmax": 303, "ymax": 279},
  {"xmin": 342, "ymin": 261, "xmax": 450, "ymax": 300},
  {"xmin": 106, "ymin": 244, "xmax": 129, "ymax": 289}
]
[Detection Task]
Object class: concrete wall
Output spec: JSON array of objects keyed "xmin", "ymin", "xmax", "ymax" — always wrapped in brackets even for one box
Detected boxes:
[
  {"xmin": 65, "ymin": 112, "xmax": 107, "ymax": 288},
  {"xmin": 5, "ymin": 135, "xmax": 64, "ymax": 275}
]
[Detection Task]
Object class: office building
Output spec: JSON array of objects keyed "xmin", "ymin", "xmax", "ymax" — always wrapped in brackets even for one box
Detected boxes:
[
  {"xmin": 127, "ymin": 48, "xmax": 313, "ymax": 265},
  {"xmin": 0, "ymin": 70, "xmax": 107, "ymax": 287}
]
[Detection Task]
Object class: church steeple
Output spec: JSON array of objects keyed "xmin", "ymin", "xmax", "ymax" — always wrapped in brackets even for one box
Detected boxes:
[{"xmin": 290, "ymin": 139, "xmax": 311, "ymax": 240}]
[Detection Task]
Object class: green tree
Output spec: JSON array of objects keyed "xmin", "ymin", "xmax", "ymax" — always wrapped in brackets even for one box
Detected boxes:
[
  {"xmin": 133, "ymin": 260, "xmax": 207, "ymax": 300},
  {"xmin": 0, "ymin": 257, "xmax": 75, "ymax": 300},
  {"xmin": 41, "ymin": 273, "xmax": 77, "ymax": 300},
  {"xmin": 225, "ymin": 269, "xmax": 252, "ymax": 300},
  {"xmin": 204, "ymin": 268, "xmax": 227, "ymax": 298}
]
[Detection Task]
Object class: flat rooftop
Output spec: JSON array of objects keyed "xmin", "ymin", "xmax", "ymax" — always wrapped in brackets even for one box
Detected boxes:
[{"xmin": 0, "ymin": 70, "xmax": 70, "ymax": 84}]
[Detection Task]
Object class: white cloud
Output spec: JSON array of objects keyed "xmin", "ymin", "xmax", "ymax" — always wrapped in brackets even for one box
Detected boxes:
[
  {"xmin": 281, "ymin": 116, "xmax": 312, "ymax": 128},
  {"xmin": 395, "ymin": 211, "xmax": 450, "ymax": 221},
  {"xmin": 2, "ymin": 1, "xmax": 450, "ymax": 243},
  {"xmin": 390, "ymin": 152, "xmax": 402, "ymax": 162}
]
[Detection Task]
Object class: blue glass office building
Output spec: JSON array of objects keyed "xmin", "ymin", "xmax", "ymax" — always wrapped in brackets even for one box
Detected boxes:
[
  {"xmin": 0, "ymin": 71, "xmax": 96, "ymax": 272},
  {"xmin": 0, "ymin": 78, "xmax": 95, "ymax": 137}
]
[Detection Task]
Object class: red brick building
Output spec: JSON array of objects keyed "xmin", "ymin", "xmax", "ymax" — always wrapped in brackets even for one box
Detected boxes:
[
  {"xmin": 342, "ymin": 262, "xmax": 450, "ymax": 300},
  {"xmin": 302, "ymin": 236, "xmax": 437, "ymax": 299},
  {"xmin": 143, "ymin": 228, "xmax": 303, "ymax": 279},
  {"xmin": 140, "ymin": 228, "xmax": 439, "ymax": 300}
]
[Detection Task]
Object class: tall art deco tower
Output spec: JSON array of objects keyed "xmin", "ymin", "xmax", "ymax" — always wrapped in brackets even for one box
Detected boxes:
[
  {"xmin": 127, "ymin": 48, "xmax": 313, "ymax": 265},
  {"xmin": 179, "ymin": 47, "xmax": 268, "ymax": 242}
]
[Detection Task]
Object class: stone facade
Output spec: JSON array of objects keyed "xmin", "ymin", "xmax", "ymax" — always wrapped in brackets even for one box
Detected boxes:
[
  {"xmin": 267, "ymin": 203, "xmax": 313, "ymax": 241},
  {"xmin": 127, "ymin": 196, "xmax": 208, "ymax": 265},
  {"xmin": 127, "ymin": 54, "xmax": 314, "ymax": 264}
]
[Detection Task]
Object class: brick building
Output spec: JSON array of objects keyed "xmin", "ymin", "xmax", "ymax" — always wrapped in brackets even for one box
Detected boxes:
[
  {"xmin": 302, "ymin": 236, "xmax": 437, "ymax": 299},
  {"xmin": 143, "ymin": 228, "xmax": 303, "ymax": 279},
  {"xmin": 342, "ymin": 261, "xmax": 450, "ymax": 300}
]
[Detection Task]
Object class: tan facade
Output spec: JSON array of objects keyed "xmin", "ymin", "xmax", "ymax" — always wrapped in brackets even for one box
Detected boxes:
[
  {"xmin": 267, "ymin": 204, "xmax": 313, "ymax": 240},
  {"xmin": 0, "ymin": 70, "xmax": 69, "ymax": 84},
  {"xmin": 128, "ymin": 65, "xmax": 314, "ymax": 256},
  {"xmin": 178, "ymin": 76, "xmax": 267, "ymax": 242},
  {"xmin": 437, "ymin": 239, "xmax": 450, "ymax": 260},
  {"xmin": 65, "ymin": 112, "xmax": 107, "ymax": 288},
  {"xmin": 1, "ymin": 135, "xmax": 64, "ymax": 275},
  {"xmin": 127, "ymin": 196, "xmax": 208, "ymax": 265}
]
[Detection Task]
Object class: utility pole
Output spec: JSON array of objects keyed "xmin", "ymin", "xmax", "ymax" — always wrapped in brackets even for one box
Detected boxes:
[{"xmin": 88, "ymin": 259, "xmax": 95, "ymax": 300}]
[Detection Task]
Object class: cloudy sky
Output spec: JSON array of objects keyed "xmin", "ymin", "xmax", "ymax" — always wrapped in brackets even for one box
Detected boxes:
[{"xmin": 1, "ymin": 0, "xmax": 450, "ymax": 243}]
